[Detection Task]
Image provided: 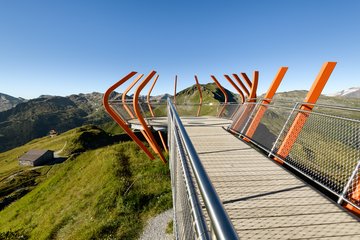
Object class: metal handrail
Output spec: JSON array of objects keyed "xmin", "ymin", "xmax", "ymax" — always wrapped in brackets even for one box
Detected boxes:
[{"xmin": 168, "ymin": 98, "xmax": 239, "ymax": 240}]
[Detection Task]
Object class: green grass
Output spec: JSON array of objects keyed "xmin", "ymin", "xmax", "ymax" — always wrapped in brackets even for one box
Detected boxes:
[{"xmin": 0, "ymin": 125, "xmax": 171, "ymax": 240}]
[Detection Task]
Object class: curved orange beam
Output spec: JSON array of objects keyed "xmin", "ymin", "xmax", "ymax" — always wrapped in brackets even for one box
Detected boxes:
[
  {"xmin": 194, "ymin": 75, "xmax": 203, "ymax": 117},
  {"xmin": 133, "ymin": 71, "xmax": 167, "ymax": 164},
  {"xmin": 119, "ymin": 73, "xmax": 156, "ymax": 146},
  {"xmin": 103, "ymin": 72, "xmax": 155, "ymax": 160},
  {"xmin": 224, "ymin": 75, "xmax": 245, "ymax": 103},
  {"xmin": 174, "ymin": 75, "xmax": 177, "ymax": 104},
  {"xmin": 211, "ymin": 75, "xmax": 228, "ymax": 117},
  {"xmin": 240, "ymin": 72, "xmax": 253, "ymax": 90},
  {"xmin": 248, "ymin": 71, "xmax": 259, "ymax": 102},
  {"xmin": 146, "ymin": 75, "xmax": 168, "ymax": 153},
  {"xmin": 147, "ymin": 74, "xmax": 159, "ymax": 117},
  {"xmin": 121, "ymin": 74, "xmax": 144, "ymax": 118},
  {"xmin": 232, "ymin": 74, "xmax": 250, "ymax": 97}
]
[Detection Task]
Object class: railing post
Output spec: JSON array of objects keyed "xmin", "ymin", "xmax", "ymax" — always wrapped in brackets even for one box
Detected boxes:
[
  {"xmin": 276, "ymin": 62, "xmax": 337, "ymax": 163},
  {"xmin": 339, "ymin": 159, "xmax": 360, "ymax": 215},
  {"xmin": 240, "ymin": 101, "xmax": 262, "ymax": 136},
  {"xmin": 268, "ymin": 102, "xmax": 299, "ymax": 162}
]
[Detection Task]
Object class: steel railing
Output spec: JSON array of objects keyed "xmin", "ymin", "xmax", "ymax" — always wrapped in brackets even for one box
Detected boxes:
[
  {"xmin": 228, "ymin": 99, "xmax": 360, "ymax": 212},
  {"xmin": 167, "ymin": 98, "xmax": 239, "ymax": 240}
]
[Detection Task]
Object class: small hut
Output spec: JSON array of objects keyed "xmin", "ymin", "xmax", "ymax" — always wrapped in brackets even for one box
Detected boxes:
[
  {"xmin": 49, "ymin": 129, "xmax": 58, "ymax": 137},
  {"xmin": 19, "ymin": 149, "xmax": 54, "ymax": 166}
]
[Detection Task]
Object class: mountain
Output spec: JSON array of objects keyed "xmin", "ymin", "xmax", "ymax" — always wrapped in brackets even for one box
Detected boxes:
[
  {"xmin": 175, "ymin": 82, "xmax": 240, "ymax": 104},
  {"xmin": 0, "ymin": 93, "xmax": 26, "ymax": 112},
  {"xmin": 326, "ymin": 87, "xmax": 360, "ymax": 98},
  {"xmin": 151, "ymin": 93, "xmax": 172, "ymax": 102},
  {"xmin": 272, "ymin": 90, "xmax": 360, "ymax": 108},
  {"xmin": 0, "ymin": 92, "xmax": 111, "ymax": 152}
]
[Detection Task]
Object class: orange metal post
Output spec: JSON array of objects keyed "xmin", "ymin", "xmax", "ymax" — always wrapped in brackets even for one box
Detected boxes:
[
  {"xmin": 194, "ymin": 75, "xmax": 203, "ymax": 117},
  {"xmin": 230, "ymin": 71, "xmax": 258, "ymax": 132},
  {"xmin": 244, "ymin": 67, "xmax": 288, "ymax": 139},
  {"xmin": 103, "ymin": 72, "xmax": 155, "ymax": 160},
  {"xmin": 240, "ymin": 72, "xmax": 253, "ymax": 90},
  {"xmin": 120, "ymin": 73, "xmax": 155, "ymax": 146},
  {"xmin": 147, "ymin": 75, "xmax": 159, "ymax": 117},
  {"xmin": 146, "ymin": 74, "xmax": 168, "ymax": 153},
  {"xmin": 224, "ymin": 75, "xmax": 245, "ymax": 103},
  {"xmin": 122, "ymin": 74, "xmax": 144, "ymax": 118},
  {"xmin": 174, "ymin": 75, "xmax": 177, "ymax": 105},
  {"xmin": 133, "ymin": 71, "xmax": 167, "ymax": 164},
  {"xmin": 211, "ymin": 75, "xmax": 228, "ymax": 117},
  {"xmin": 276, "ymin": 62, "xmax": 337, "ymax": 164},
  {"xmin": 248, "ymin": 71, "xmax": 259, "ymax": 101},
  {"xmin": 233, "ymin": 74, "xmax": 250, "ymax": 97}
]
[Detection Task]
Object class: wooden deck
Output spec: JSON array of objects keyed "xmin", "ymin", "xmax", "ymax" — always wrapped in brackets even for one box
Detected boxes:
[{"xmin": 183, "ymin": 116, "xmax": 360, "ymax": 239}]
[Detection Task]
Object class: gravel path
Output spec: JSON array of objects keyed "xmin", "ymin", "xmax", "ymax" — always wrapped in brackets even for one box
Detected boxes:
[{"xmin": 140, "ymin": 208, "xmax": 173, "ymax": 240}]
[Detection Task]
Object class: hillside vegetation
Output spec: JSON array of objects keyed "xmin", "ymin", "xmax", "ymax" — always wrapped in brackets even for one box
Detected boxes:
[{"xmin": 0, "ymin": 125, "xmax": 171, "ymax": 240}]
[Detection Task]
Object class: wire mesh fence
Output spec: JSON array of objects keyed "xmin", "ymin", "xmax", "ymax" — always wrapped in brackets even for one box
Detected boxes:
[
  {"xmin": 272, "ymin": 106, "xmax": 360, "ymax": 208},
  {"xmin": 228, "ymin": 99, "xmax": 360, "ymax": 211},
  {"xmin": 168, "ymin": 105, "xmax": 210, "ymax": 240}
]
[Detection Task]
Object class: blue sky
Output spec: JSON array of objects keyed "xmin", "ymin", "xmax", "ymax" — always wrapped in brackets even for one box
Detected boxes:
[{"xmin": 0, "ymin": 0, "xmax": 359, "ymax": 99}]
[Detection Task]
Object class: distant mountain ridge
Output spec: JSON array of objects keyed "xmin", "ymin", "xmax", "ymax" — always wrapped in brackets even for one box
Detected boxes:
[
  {"xmin": 326, "ymin": 87, "xmax": 360, "ymax": 98},
  {"xmin": 1, "ymin": 85, "xmax": 359, "ymax": 152},
  {"xmin": 0, "ymin": 92, "xmax": 110, "ymax": 152},
  {"xmin": 0, "ymin": 93, "xmax": 26, "ymax": 112}
]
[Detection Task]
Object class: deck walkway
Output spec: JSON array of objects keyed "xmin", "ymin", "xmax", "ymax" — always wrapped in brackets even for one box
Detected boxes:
[{"xmin": 183, "ymin": 116, "xmax": 360, "ymax": 239}]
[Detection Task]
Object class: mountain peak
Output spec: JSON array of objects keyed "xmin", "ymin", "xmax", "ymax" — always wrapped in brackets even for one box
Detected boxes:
[
  {"xmin": 326, "ymin": 87, "xmax": 360, "ymax": 98},
  {"xmin": 0, "ymin": 93, "xmax": 27, "ymax": 112}
]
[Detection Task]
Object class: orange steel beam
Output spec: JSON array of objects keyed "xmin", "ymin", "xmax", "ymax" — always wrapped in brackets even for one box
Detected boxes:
[
  {"xmin": 122, "ymin": 74, "xmax": 144, "ymax": 118},
  {"xmin": 244, "ymin": 67, "xmax": 288, "ymax": 140},
  {"xmin": 232, "ymin": 74, "xmax": 250, "ymax": 97},
  {"xmin": 224, "ymin": 74, "xmax": 245, "ymax": 103},
  {"xmin": 146, "ymin": 74, "xmax": 168, "ymax": 153},
  {"xmin": 211, "ymin": 75, "xmax": 228, "ymax": 117},
  {"xmin": 147, "ymin": 74, "xmax": 159, "ymax": 117},
  {"xmin": 194, "ymin": 75, "xmax": 203, "ymax": 117},
  {"xmin": 276, "ymin": 62, "xmax": 337, "ymax": 164},
  {"xmin": 103, "ymin": 72, "xmax": 155, "ymax": 160},
  {"xmin": 133, "ymin": 71, "xmax": 167, "ymax": 163},
  {"xmin": 174, "ymin": 75, "xmax": 177, "ymax": 104},
  {"xmin": 240, "ymin": 72, "xmax": 253, "ymax": 89},
  {"xmin": 248, "ymin": 71, "xmax": 259, "ymax": 101},
  {"xmin": 120, "ymin": 73, "xmax": 155, "ymax": 146}
]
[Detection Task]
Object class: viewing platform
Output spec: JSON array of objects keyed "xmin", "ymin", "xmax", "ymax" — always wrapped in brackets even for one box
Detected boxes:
[
  {"xmin": 184, "ymin": 116, "xmax": 360, "ymax": 239},
  {"xmin": 104, "ymin": 65, "xmax": 360, "ymax": 239}
]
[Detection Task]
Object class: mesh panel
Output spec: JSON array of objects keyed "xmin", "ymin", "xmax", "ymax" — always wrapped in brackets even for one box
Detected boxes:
[
  {"xmin": 173, "ymin": 147, "xmax": 197, "ymax": 240},
  {"xmin": 273, "ymin": 108, "xmax": 360, "ymax": 202},
  {"xmin": 220, "ymin": 103, "xmax": 242, "ymax": 119},
  {"xmin": 229, "ymin": 103, "xmax": 257, "ymax": 133},
  {"xmin": 244, "ymin": 102, "xmax": 297, "ymax": 150},
  {"xmin": 169, "ymin": 116, "xmax": 209, "ymax": 239}
]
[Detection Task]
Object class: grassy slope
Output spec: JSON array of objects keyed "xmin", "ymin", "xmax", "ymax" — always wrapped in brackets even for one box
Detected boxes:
[{"xmin": 0, "ymin": 126, "xmax": 171, "ymax": 239}]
